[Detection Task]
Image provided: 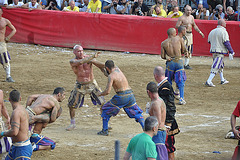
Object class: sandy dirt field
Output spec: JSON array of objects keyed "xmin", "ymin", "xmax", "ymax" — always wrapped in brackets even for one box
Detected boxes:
[{"xmin": 0, "ymin": 43, "xmax": 240, "ymax": 160}]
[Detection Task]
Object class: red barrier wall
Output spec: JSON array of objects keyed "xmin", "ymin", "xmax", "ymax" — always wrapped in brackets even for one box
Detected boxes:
[{"xmin": 2, "ymin": 8, "xmax": 240, "ymax": 57}]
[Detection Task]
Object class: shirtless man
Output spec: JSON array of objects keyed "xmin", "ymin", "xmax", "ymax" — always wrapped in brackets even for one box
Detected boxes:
[
  {"xmin": 176, "ymin": 5, "xmax": 204, "ymax": 70},
  {"xmin": 0, "ymin": 90, "xmax": 32, "ymax": 160},
  {"xmin": 146, "ymin": 82, "xmax": 168, "ymax": 160},
  {"xmin": 0, "ymin": 7, "xmax": 16, "ymax": 82},
  {"xmin": 97, "ymin": 60, "xmax": 144, "ymax": 136},
  {"xmin": 66, "ymin": 45, "xmax": 106, "ymax": 131},
  {"xmin": 0, "ymin": 90, "xmax": 11, "ymax": 159},
  {"xmin": 161, "ymin": 27, "xmax": 187, "ymax": 105}
]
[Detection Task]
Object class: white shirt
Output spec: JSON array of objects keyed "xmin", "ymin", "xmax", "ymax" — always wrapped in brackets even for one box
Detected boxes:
[
  {"xmin": 208, "ymin": 26, "xmax": 230, "ymax": 53},
  {"xmin": 0, "ymin": 0, "xmax": 8, "ymax": 5},
  {"xmin": 196, "ymin": 9, "xmax": 209, "ymax": 19},
  {"xmin": 28, "ymin": 2, "xmax": 39, "ymax": 8},
  {"xmin": 9, "ymin": 1, "xmax": 24, "ymax": 6}
]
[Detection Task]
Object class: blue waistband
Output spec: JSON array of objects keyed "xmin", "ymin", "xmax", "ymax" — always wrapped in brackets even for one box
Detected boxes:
[{"xmin": 116, "ymin": 89, "xmax": 132, "ymax": 95}]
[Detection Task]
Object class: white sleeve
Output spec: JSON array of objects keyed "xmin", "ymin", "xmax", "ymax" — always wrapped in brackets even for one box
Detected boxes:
[
  {"xmin": 3, "ymin": 0, "xmax": 8, "ymax": 5},
  {"xmin": 222, "ymin": 30, "xmax": 230, "ymax": 43},
  {"xmin": 206, "ymin": 10, "xmax": 209, "ymax": 16}
]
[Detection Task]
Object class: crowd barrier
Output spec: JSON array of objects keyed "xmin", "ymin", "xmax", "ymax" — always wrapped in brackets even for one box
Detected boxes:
[{"xmin": 2, "ymin": 8, "xmax": 240, "ymax": 57}]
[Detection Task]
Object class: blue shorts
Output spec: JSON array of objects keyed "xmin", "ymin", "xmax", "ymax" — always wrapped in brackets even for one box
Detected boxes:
[
  {"xmin": 30, "ymin": 134, "xmax": 56, "ymax": 150},
  {"xmin": 152, "ymin": 130, "xmax": 167, "ymax": 144},
  {"xmin": 101, "ymin": 90, "xmax": 143, "ymax": 120},
  {"xmin": 6, "ymin": 139, "xmax": 32, "ymax": 160},
  {"xmin": 165, "ymin": 59, "xmax": 187, "ymax": 84}
]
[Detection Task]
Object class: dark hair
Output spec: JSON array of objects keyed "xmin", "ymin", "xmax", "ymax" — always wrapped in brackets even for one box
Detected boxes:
[
  {"xmin": 144, "ymin": 116, "xmax": 158, "ymax": 131},
  {"xmin": 9, "ymin": 89, "xmax": 21, "ymax": 102},
  {"xmin": 147, "ymin": 82, "xmax": 158, "ymax": 93},
  {"xmin": 53, "ymin": 87, "xmax": 65, "ymax": 95},
  {"xmin": 105, "ymin": 60, "xmax": 115, "ymax": 70},
  {"xmin": 178, "ymin": 25, "xmax": 186, "ymax": 33}
]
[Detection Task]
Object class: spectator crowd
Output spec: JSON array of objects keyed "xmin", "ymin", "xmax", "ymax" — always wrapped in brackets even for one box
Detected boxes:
[{"xmin": 0, "ymin": 0, "xmax": 239, "ymax": 20}]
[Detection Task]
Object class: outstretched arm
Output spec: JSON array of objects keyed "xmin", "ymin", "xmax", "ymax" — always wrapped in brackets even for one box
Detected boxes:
[
  {"xmin": 98, "ymin": 75, "xmax": 113, "ymax": 96},
  {"xmin": 70, "ymin": 52, "xmax": 101, "ymax": 67},
  {"xmin": 193, "ymin": 20, "xmax": 204, "ymax": 38},
  {"xmin": 0, "ymin": 91, "xmax": 10, "ymax": 128}
]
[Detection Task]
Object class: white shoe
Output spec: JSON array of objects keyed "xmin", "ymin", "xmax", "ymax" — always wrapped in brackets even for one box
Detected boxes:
[
  {"xmin": 178, "ymin": 98, "xmax": 186, "ymax": 105},
  {"xmin": 205, "ymin": 81, "xmax": 215, "ymax": 87},
  {"xmin": 66, "ymin": 124, "xmax": 76, "ymax": 131},
  {"xmin": 221, "ymin": 79, "xmax": 229, "ymax": 85}
]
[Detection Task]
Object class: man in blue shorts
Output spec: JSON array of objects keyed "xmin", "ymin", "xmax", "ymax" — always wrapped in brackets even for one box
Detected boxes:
[
  {"xmin": 97, "ymin": 60, "xmax": 144, "ymax": 136},
  {"xmin": 0, "ymin": 90, "xmax": 32, "ymax": 160},
  {"xmin": 161, "ymin": 27, "xmax": 188, "ymax": 105}
]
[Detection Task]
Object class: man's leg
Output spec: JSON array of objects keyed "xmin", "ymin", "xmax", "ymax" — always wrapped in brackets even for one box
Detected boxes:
[
  {"xmin": 66, "ymin": 107, "xmax": 76, "ymax": 131},
  {"xmin": 32, "ymin": 122, "xmax": 48, "ymax": 135}
]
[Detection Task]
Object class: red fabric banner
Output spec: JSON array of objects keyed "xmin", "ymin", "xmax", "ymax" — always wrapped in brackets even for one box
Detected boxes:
[{"xmin": 2, "ymin": 8, "xmax": 240, "ymax": 57}]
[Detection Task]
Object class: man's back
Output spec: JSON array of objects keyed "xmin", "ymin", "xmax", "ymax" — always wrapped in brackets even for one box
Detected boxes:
[
  {"xmin": 12, "ymin": 105, "xmax": 29, "ymax": 143},
  {"xmin": 111, "ymin": 67, "xmax": 130, "ymax": 92},
  {"xmin": 127, "ymin": 133, "xmax": 157, "ymax": 159},
  {"xmin": 30, "ymin": 95, "xmax": 57, "ymax": 114},
  {"xmin": 162, "ymin": 36, "xmax": 183, "ymax": 58}
]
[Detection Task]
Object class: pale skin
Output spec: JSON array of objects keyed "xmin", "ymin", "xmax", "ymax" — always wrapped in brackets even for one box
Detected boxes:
[
  {"xmin": 0, "ymin": 97, "xmax": 29, "ymax": 143},
  {"xmin": 98, "ymin": 66, "xmax": 131, "ymax": 96},
  {"xmin": 0, "ymin": 8, "xmax": 16, "ymax": 43},
  {"xmin": 69, "ymin": 45, "xmax": 105, "ymax": 119},
  {"xmin": 0, "ymin": 90, "xmax": 10, "ymax": 129},
  {"xmin": 148, "ymin": 91, "xmax": 166, "ymax": 129},
  {"xmin": 161, "ymin": 28, "xmax": 188, "ymax": 61},
  {"xmin": 176, "ymin": 5, "xmax": 204, "ymax": 38}
]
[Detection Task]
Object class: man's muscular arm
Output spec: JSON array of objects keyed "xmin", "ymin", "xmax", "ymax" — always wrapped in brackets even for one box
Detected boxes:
[
  {"xmin": 98, "ymin": 75, "xmax": 113, "ymax": 96},
  {"xmin": 175, "ymin": 17, "xmax": 182, "ymax": 29},
  {"xmin": 91, "ymin": 59, "xmax": 108, "ymax": 76},
  {"xmin": 231, "ymin": 114, "xmax": 240, "ymax": 140},
  {"xmin": 0, "ymin": 111, "xmax": 20, "ymax": 138},
  {"xmin": 180, "ymin": 38, "xmax": 188, "ymax": 57},
  {"xmin": 5, "ymin": 19, "xmax": 16, "ymax": 42},
  {"xmin": 192, "ymin": 20, "xmax": 204, "ymax": 38},
  {"xmin": 70, "ymin": 52, "xmax": 101, "ymax": 66},
  {"xmin": 26, "ymin": 94, "xmax": 40, "ymax": 107},
  {"xmin": 0, "ymin": 91, "xmax": 10, "ymax": 128}
]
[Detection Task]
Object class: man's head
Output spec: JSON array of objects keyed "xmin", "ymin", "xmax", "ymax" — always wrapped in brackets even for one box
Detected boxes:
[
  {"xmin": 144, "ymin": 116, "xmax": 158, "ymax": 135},
  {"xmin": 73, "ymin": 45, "xmax": 84, "ymax": 59},
  {"xmin": 69, "ymin": 1, "xmax": 75, "ymax": 10},
  {"xmin": 227, "ymin": 6, "xmax": 234, "ymax": 15},
  {"xmin": 167, "ymin": 28, "xmax": 176, "ymax": 37},
  {"xmin": 53, "ymin": 87, "xmax": 66, "ymax": 102},
  {"xmin": 13, "ymin": 0, "xmax": 19, "ymax": 5},
  {"xmin": 198, "ymin": 3, "xmax": 203, "ymax": 10},
  {"xmin": 185, "ymin": 5, "xmax": 192, "ymax": 16},
  {"xmin": 172, "ymin": 6, "xmax": 179, "ymax": 13},
  {"xmin": 105, "ymin": 60, "xmax": 115, "ymax": 74},
  {"xmin": 154, "ymin": 5, "xmax": 161, "ymax": 15},
  {"xmin": 138, "ymin": 0, "xmax": 143, "ymax": 5},
  {"xmin": 9, "ymin": 89, "xmax": 21, "ymax": 103},
  {"xmin": 215, "ymin": 4, "xmax": 223, "ymax": 14},
  {"xmin": 178, "ymin": 25, "xmax": 186, "ymax": 36},
  {"xmin": 153, "ymin": 66, "xmax": 165, "ymax": 83},
  {"xmin": 146, "ymin": 82, "xmax": 158, "ymax": 98},
  {"xmin": 218, "ymin": 19, "xmax": 226, "ymax": 28},
  {"xmin": 31, "ymin": 0, "xmax": 37, "ymax": 6},
  {"xmin": 83, "ymin": 0, "xmax": 89, "ymax": 5}
]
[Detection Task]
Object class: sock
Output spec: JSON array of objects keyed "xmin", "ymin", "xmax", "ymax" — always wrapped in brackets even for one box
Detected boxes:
[
  {"xmin": 219, "ymin": 72, "xmax": 225, "ymax": 81},
  {"xmin": 32, "ymin": 133, "xmax": 39, "ymax": 137},
  {"xmin": 184, "ymin": 58, "xmax": 190, "ymax": 66},
  {"xmin": 71, "ymin": 118, "xmax": 75, "ymax": 125},
  {"xmin": 103, "ymin": 117, "xmax": 109, "ymax": 130},
  {"xmin": 207, "ymin": 73, "xmax": 216, "ymax": 83},
  {"xmin": 5, "ymin": 65, "xmax": 11, "ymax": 78},
  {"xmin": 179, "ymin": 86, "xmax": 184, "ymax": 100},
  {"xmin": 32, "ymin": 143, "xmax": 39, "ymax": 151}
]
